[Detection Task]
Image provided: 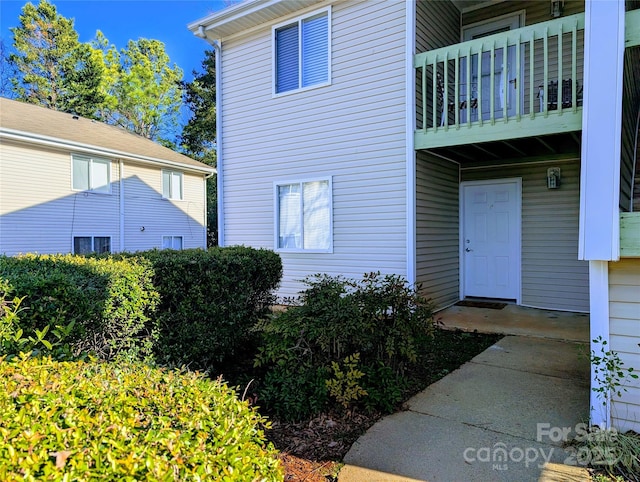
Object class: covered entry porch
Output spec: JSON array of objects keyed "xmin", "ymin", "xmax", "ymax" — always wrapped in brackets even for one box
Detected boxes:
[{"xmin": 415, "ymin": 149, "xmax": 590, "ymax": 313}]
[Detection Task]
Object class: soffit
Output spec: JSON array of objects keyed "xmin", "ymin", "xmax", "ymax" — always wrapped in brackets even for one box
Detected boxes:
[{"xmin": 188, "ymin": 0, "xmax": 326, "ymax": 40}]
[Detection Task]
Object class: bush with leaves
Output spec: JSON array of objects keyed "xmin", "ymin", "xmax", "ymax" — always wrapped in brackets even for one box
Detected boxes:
[
  {"xmin": 255, "ymin": 272, "xmax": 434, "ymax": 420},
  {"xmin": 126, "ymin": 247, "xmax": 282, "ymax": 370},
  {"xmin": 0, "ymin": 355, "xmax": 282, "ymax": 481},
  {"xmin": 0, "ymin": 254, "xmax": 158, "ymax": 362},
  {"xmin": 0, "ymin": 281, "xmax": 76, "ymax": 361}
]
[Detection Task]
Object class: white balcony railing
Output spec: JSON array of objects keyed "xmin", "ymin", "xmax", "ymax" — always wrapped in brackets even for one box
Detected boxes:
[{"xmin": 414, "ymin": 13, "xmax": 585, "ymax": 149}]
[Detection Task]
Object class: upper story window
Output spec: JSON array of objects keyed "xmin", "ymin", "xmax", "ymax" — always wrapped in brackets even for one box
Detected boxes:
[
  {"xmin": 72, "ymin": 155, "xmax": 110, "ymax": 193},
  {"xmin": 162, "ymin": 170, "xmax": 183, "ymax": 200},
  {"xmin": 274, "ymin": 8, "xmax": 330, "ymax": 95},
  {"xmin": 275, "ymin": 178, "xmax": 332, "ymax": 252}
]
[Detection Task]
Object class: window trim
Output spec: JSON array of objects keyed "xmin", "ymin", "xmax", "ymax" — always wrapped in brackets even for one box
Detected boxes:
[
  {"xmin": 272, "ymin": 6, "xmax": 332, "ymax": 97},
  {"xmin": 72, "ymin": 235, "xmax": 112, "ymax": 255},
  {"xmin": 273, "ymin": 177, "xmax": 333, "ymax": 253},
  {"xmin": 162, "ymin": 169, "xmax": 184, "ymax": 201},
  {"xmin": 161, "ymin": 235, "xmax": 184, "ymax": 250},
  {"xmin": 71, "ymin": 154, "xmax": 112, "ymax": 194}
]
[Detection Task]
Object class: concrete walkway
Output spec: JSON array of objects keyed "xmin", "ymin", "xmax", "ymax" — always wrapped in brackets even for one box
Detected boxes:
[{"xmin": 339, "ymin": 335, "xmax": 592, "ymax": 482}]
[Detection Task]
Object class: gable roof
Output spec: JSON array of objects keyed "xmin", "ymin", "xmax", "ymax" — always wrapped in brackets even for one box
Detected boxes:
[
  {"xmin": 188, "ymin": 0, "xmax": 324, "ymax": 40},
  {"xmin": 0, "ymin": 97, "xmax": 215, "ymax": 175}
]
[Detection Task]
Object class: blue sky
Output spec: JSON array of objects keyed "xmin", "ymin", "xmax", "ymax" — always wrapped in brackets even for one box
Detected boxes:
[{"xmin": 0, "ymin": 0, "xmax": 229, "ymax": 82}]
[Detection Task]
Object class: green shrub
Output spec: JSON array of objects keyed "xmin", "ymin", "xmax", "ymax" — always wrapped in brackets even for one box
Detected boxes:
[
  {"xmin": 259, "ymin": 361, "xmax": 329, "ymax": 421},
  {"xmin": 0, "ymin": 281, "xmax": 76, "ymax": 360},
  {"xmin": 0, "ymin": 355, "xmax": 283, "ymax": 481},
  {"xmin": 256, "ymin": 272, "xmax": 433, "ymax": 420},
  {"xmin": 129, "ymin": 247, "xmax": 282, "ymax": 370},
  {"xmin": 326, "ymin": 353, "xmax": 368, "ymax": 408},
  {"xmin": 0, "ymin": 255, "xmax": 158, "ymax": 362}
]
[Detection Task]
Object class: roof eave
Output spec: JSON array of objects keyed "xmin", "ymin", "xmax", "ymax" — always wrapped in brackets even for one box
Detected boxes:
[
  {"xmin": 0, "ymin": 128, "xmax": 216, "ymax": 175},
  {"xmin": 188, "ymin": 0, "xmax": 324, "ymax": 40}
]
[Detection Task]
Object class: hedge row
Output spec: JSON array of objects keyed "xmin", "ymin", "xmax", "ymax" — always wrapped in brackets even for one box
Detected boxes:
[
  {"xmin": 0, "ymin": 355, "xmax": 282, "ymax": 481},
  {"xmin": 0, "ymin": 254, "xmax": 158, "ymax": 362},
  {"xmin": 0, "ymin": 247, "xmax": 282, "ymax": 368},
  {"xmin": 133, "ymin": 246, "xmax": 282, "ymax": 368}
]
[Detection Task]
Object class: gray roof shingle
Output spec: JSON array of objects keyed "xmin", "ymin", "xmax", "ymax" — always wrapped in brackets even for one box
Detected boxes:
[{"xmin": 0, "ymin": 97, "xmax": 215, "ymax": 174}]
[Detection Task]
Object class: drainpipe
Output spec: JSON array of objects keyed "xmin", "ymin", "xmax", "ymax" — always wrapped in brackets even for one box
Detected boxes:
[
  {"xmin": 196, "ymin": 26, "xmax": 224, "ymax": 247},
  {"xmin": 119, "ymin": 159, "xmax": 125, "ymax": 252}
]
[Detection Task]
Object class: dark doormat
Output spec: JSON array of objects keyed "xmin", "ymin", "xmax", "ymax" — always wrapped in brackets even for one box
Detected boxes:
[{"xmin": 456, "ymin": 300, "xmax": 507, "ymax": 310}]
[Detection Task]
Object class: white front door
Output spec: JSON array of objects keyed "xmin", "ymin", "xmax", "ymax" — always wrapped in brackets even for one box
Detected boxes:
[
  {"xmin": 463, "ymin": 14, "xmax": 522, "ymax": 121},
  {"xmin": 462, "ymin": 180, "xmax": 520, "ymax": 300}
]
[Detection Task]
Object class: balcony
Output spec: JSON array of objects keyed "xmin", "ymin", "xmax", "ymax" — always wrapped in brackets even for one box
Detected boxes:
[
  {"xmin": 621, "ymin": 213, "xmax": 640, "ymax": 258},
  {"xmin": 415, "ymin": 13, "xmax": 585, "ymax": 151}
]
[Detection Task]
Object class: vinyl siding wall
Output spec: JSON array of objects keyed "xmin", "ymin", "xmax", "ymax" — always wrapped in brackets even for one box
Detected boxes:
[
  {"xmin": 415, "ymin": 0, "xmax": 460, "ymax": 128},
  {"xmin": 416, "ymin": 152, "xmax": 460, "ymax": 309},
  {"xmin": 122, "ymin": 163, "xmax": 206, "ymax": 252},
  {"xmin": 413, "ymin": 0, "xmax": 461, "ymax": 310},
  {"xmin": 219, "ymin": 0, "xmax": 407, "ymax": 299},
  {"xmin": 0, "ymin": 140, "xmax": 206, "ymax": 255},
  {"xmin": 461, "ymin": 158, "xmax": 589, "ymax": 312},
  {"xmin": 609, "ymin": 258, "xmax": 640, "ymax": 433},
  {"xmin": 0, "ymin": 140, "xmax": 120, "ymax": 255}
]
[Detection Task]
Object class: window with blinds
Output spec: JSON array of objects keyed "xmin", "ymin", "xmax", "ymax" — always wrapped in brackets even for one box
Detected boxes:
[
  {"xmin": 274, "ymin": 9, "xmax": 330, "ymax": 94},
  {"xmin": 275, "ymin": 178, "xmax": 332, "ymax": 252}
]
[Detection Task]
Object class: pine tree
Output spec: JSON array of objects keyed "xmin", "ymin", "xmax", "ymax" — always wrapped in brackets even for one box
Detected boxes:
[
  {"xmin": 95, "ymin": 35, "xmax": 183, "ymax": 141},
  {"xmin": 181, "ymin": 50, "xmax": 216, "ymax": 165},
  {"xmin": 9, "ymin": 0, "xmax": 104, "ymax": 117}
]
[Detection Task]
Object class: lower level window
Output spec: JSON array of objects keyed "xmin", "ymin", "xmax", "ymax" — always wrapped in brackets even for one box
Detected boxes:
[
  {"xmin": 275, "ymin": 178, "xmax": 332, "ymax": 251},
  {"xmin": 73, "ymin": 236, "xmax": 111, "ymax": 254},
  {"xmin": 162, "ymin": 236, "xmax": 183, "ymax": 250}
]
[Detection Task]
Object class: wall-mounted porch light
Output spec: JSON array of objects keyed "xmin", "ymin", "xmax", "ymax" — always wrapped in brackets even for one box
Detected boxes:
[
  {"xmin": 551, "ymin": 0, "xmax": 564, "ymax": 18},
  {"xmin": 547, "ymin": 167, "xmax": 561, "ymax": 189}
]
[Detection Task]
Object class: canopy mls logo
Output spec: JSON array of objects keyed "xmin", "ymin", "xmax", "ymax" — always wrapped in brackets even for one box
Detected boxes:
[
  {"xmin": 462, "ymin": 423, "xmax": 623, "ymax": 472},
  {"xmin": 462, "ymin": 443, "xmax": 553, "ymax": 471}
]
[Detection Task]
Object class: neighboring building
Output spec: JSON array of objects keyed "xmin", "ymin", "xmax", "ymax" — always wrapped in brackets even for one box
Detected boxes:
[
  {"xmin": 190, "ymin": 0, "xmax": 640, "ymax": 432},
  {"xmin": 0, "ymin": 97, "xmax": 215, "ymax": 255}
]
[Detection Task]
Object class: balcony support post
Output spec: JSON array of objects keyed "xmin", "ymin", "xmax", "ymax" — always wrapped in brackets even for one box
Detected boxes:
[{"xmin": 578, "ymin": 0, "xmax": 624, "ymax": 261}]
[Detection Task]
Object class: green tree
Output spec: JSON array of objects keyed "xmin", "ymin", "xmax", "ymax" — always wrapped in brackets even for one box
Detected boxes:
[
  {"xmin": 0, "ymin": 39, "xmax": 17, "ymax": 98},
  {"xmin": 96, "ymin": 35, "xmax": 183, "ymax": 141},
  {"xmin": 8, "ymin": 0, "xmax": 104, "ymax": 116},
  {"xmin": 181, "ymin": 50, "xmax": 217, "ymax": 245},
  {"xmin": 181, "ymin": 50, "xmax": 216, "ymax": 164}
]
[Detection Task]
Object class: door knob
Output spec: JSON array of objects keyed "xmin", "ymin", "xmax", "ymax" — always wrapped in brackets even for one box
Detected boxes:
[{"xmin": 465, "ymin": 247, "xmax": 473, "ymax": 252}]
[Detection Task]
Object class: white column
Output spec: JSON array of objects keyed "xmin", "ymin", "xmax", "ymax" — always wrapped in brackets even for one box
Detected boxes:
[
  {"xmin": 578, "ymin": 0, "xmax": 625, "ymax": 261},
  {"xmin": 589, "ymin": 260, "xmax": 611, "ymax": 428},
  {"xmin": 580, "ymin": 0, "xmax": 626, "ymax": 430}
]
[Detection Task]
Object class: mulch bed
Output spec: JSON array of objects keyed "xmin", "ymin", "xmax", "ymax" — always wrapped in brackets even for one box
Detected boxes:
[
  {"xmin": 262, "ymin": 329, "xmax": 503, "ymax": 480},
  {"xmin": 269, "ymin": 411, "xmax": 381, "ymax": 481}
]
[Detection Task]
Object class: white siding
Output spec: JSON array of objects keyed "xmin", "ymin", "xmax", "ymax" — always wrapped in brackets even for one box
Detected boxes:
[
  {"xmin": 0, "ymin": 141, "xmax": 120, "ymax": 255},
  {"xmin": 461, "ymin": 158, "xmax": 589, "ymax": 312},
  {"xmin": 123, "ymin": 163, "xmax": 206, "ymax": 252},
  {"xmin": 220, "ymin": 0, "xmax": 408, "ymax": 299},
  {"xmin": 0, "ymin": 140, "xmax": 206, "ymax": 255},
  {"xmin": 609, "ymin": 258, "xmax": 640, "ymax": 433}
]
